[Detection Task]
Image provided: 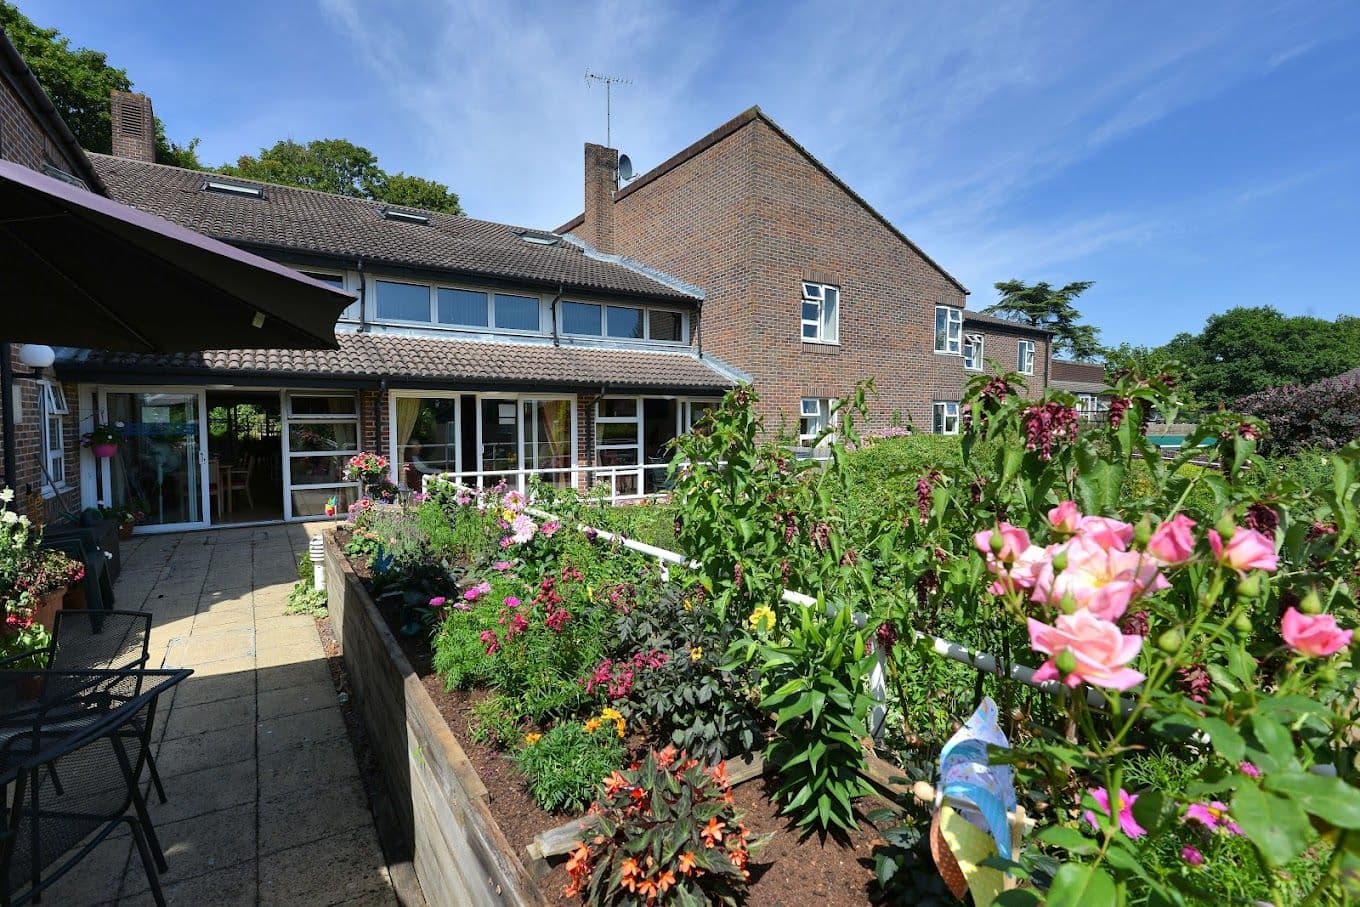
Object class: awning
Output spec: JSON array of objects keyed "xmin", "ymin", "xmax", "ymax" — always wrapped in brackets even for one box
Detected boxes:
[{"xmin": 0, "ymin": 159, "xmax": 353, "ymax": 352}]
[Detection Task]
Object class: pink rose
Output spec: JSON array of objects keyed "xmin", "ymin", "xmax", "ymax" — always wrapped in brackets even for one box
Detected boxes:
[
  {"xmin": 1078, "ymin": 515, "xmax": 1134, "ymax": 551},
  {"xmin": 1048, "ymin": 501, "xmax": 1082, "ymax": 534},
  {"xmin": 973, "ymin": 522, "xmax": 1031, "ymax": 562},
  {"xmin": 1032, "ymin": 536, "xmax": 1168, "ymax": 621},
  {"xmin": 1209, "ymin": 528, "xmax": 1278, "ymax": 573},
  {"xmin": 1147, "ymin": 514, "xmax": 1196, "ymax": 565},
  {"xmin": 1280, "ymin": 607, "xmax": 1352, "ymax": 657},
  {"xmin": 1029, "ymin": 610, "xmax": 1145, "ymax": 690}
]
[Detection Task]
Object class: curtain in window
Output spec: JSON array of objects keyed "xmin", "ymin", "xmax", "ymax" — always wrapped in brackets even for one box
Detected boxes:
[{"xmin": 395, "ymin": 398, "xmax": 421, "ymax": 468}]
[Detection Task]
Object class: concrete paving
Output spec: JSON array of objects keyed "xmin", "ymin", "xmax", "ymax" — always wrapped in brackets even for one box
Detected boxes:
[{"xmin": 44, "ymin": 522, "xmax": 399, "ymax": 907}]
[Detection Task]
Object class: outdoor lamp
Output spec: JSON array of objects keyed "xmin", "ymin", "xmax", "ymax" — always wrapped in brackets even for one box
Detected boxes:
[{"xmin": 17, "ymin": 344, "xmax": 55, "ymax": 375}]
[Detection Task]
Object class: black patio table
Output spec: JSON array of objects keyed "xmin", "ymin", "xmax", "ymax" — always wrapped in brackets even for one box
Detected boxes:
[{"xmin": 0, "ymin": 667, "xmax": 190, "ymax": 906}]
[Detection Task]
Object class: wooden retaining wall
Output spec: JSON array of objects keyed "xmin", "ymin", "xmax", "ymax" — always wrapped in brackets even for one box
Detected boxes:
[{"xmin": 324, "ymin": 531, "xmax": 546, "ymax": 907}]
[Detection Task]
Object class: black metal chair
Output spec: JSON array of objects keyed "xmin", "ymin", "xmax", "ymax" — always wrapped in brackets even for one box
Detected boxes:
[
  {"xmin": 1, "ymin": 612, "xmax": 167, "ymax": 804},
  {"xmin": 0, "ymin": 668, "xmax": 189, "ymax": 906}
]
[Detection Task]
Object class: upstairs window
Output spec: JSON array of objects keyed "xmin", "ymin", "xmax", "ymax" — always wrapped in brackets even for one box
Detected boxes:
[
  {"xmin": 801, "ymin": 283, "xmax": 839, "ymax": 343},
  {"xmin": 374, "ymin": 279, "xmax": 431, "ymax": 322},
  {"xmin": 963, "ymin": 333, "xmax": 984, "ymax": 371},
  {"xmin": 1018, "ymin": 339, "xmax": 1036, "ymax": 375},
  {"xmin": 935, "ymin": 306, "xmax": 963, "ymax": 354},
  {"xmin": 438, "ymin": 288, "xmax": 490, "ymax": 327},
  {"xmin": 933, "ymin": 401, "xmax": 959, "ymax": 436},
  {"xmin": 560, "ymin": 302, "xmax": 687, "ymax": 343},
  {"xmin": 494, "ymin": 294, "xmax": 540, "ymax": 331},
  {"xmin": 799, "ymin": 398, "xmax": 834, "ymax": 446},
  {"xmin": 302, "ymin": 270, "xmax": 355, "ymax": 321}
]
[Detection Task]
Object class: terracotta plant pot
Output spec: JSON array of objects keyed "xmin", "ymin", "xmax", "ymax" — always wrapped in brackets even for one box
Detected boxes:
[
  {"xmin": 17, "ymin": 674, "xmax": 45, "ymax": 701},
  {"xmin": 34, "ymin": 586, "xmax": 67, "ymax": 631},
  {"xmin": 118, "ymin": 522, "xmax": 135, "ymax": 539},
  {"xmin": 64, "ymin": 583, "xmax": 87, "ymax": 610},
  {"xmin": 91, "ymin": 443, "xmax": 119, "ymax": 458}
]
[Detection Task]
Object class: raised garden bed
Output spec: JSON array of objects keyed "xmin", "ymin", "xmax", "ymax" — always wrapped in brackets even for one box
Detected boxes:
[{"xmin": 325, "ymin": 529, "xmax": 890, "ymax": 906}]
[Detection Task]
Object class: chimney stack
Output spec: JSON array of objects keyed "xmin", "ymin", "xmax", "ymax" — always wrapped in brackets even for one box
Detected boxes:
[
  {"xmin": 110, "ymin": 90, "xmax": 155, "ymax": 162},
  {"xmin": 580, "ymin": 143, "xmax": 617, "ymax": 254}
]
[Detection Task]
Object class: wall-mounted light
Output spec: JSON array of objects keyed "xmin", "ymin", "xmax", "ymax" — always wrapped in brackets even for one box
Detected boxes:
[{"xmin": 17, "ymin": 344, "xmax": 55, "ymax": 377}]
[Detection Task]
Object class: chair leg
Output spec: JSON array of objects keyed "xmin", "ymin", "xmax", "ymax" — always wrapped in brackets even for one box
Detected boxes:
[
  {"xmin": 127, "ymin": 818, "xmax": 167, "ymax": 907},
  {"xmin": 129, "ymin": 780, "xmax": 168, "ymax": 872},
  {"xmin": 146, "ymin": 750, "xmax": 168, "ymax": 804}
]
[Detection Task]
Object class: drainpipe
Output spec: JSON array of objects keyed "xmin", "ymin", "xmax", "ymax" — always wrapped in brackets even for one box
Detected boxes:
[
  {"xmin": 356, "ymin": 259, "xmax": 368, "ymax": 330},
  {"xmin": 0, "ymin": 342, "xmax": 16, "ymax": 508},
  {"xmin": 550, "ymin": 283, "xmax": 564, "ymax": 347}
]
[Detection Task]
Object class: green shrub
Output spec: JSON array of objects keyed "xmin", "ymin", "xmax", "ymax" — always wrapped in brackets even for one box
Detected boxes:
[
  {"xmin": 469, "ymin": 693, "xmax": 521, "ymax": 749},
  {"xmin": 513, "ymin": 720, "xmax": 624, "ymax": 813}
]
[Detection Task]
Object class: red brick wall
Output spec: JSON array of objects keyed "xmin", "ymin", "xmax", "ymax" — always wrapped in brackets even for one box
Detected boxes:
[
  {"xmin": 1, "ymin": 71, "xmax": 91, "ymax": 523},
  {"xmin": 599, "ymin": 117, "xmax": 1050, "ymax": 432}
]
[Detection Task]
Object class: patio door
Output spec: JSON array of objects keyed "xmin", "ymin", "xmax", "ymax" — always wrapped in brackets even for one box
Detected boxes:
[
  {"xmin": 97, "ymin": 388, "xmax": 210, "ymax": 531},
  {"xmin": 476, "ymin": 396, "xmax": 575, "ymax": 491}
]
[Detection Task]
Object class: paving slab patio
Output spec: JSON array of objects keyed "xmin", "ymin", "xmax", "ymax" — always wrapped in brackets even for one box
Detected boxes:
[{"xmin": 42, "ymin": 523, "xmax": 400, "ymax": 907}]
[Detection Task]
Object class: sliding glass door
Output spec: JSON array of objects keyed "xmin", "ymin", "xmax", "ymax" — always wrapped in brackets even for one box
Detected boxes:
[
  {"xmin": 98, "ymin": 389, "xmax": 209, "ymax": 531},
  {"xmin": 476, "ymin": 395, "xmax": 575, "ymax": 491}
]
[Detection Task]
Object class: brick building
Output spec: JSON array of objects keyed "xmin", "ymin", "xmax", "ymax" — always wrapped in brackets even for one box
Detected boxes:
[
  {"xmin": 0, "ymin": 29, "xmax": 105, "ymax": 523},
  {"xmin": 558, "ymin": 107, "xmax": 1053, "ymax": 437}
]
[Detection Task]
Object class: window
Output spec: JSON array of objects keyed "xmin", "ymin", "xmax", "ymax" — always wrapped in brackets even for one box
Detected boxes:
[
  {"xmin": 649, "ymin": 310, "xmax": 683, "ymax": 342},
  {"xmin": 799, "ymin": 398, "xmax": 834, "ymax": 446},
  {"xmin": 381, "ymin": 207, "xmax": 429, "ymax": 225},
  {"xmin": 302, "ymin": 271, "xmax": 355, "ymax": 320},
  {"xmin": 933, "ymin": 401, "xmax": 959, "ymax": 436},
  {"xmin": 606, "ymin": 306, "xmax": 644, "ymax": 339},
  {"xmin": 38, "ymin": 380, "xmax": 68, "ymax": 493},
  {"xmin": 374, "ymin": 279, "xmax": 431, "ymax": 322},
  {"xmin": 438, "ymin": 288, "xmax": 489, "ymax": 327},
  {"xmin": 963, "ymin": 333, "xmax": 984, "ymax": 371},
  {"xmin": 202, "ymin": 179, "xmax": 263, "ymax": 199},
  {"xmin": 935, "ymin": 306, "xmax": 963, "ymax": 354},
  {"xmin": 562, "ymin": 301, "xmax": 602, "ymax": 335},
  {"xmin": 801, "ymin": 282, "xmax": 839, "ymax": 343},
  {"xmin": 494, "ymin": 293, "xmax": 540, "ymax": 331},
  {"xmin": 1018, "ymin": 340, "xmax": 1036, "ymax": 375}
]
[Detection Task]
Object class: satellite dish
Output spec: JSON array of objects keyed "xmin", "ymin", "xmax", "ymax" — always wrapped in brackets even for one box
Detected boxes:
[{"xmin": 617, "ymin": 154, "xmax": 634, "ymax": 182}]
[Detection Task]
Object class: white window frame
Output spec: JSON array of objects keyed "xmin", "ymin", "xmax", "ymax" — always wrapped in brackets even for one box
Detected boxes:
[
  {"xmin": 933, "ymin": 401, "xmax": 960, "ymax": 436},
  {"xmin": 300, "ymin": 268, "xmax": 356, "ymax": 321},
  {"xmin": 935, "ymin": 306, "xmax": 963, "ymax": 354},
  {"xmin": 281, "ymin": 391, "xmax": 362, "ymax": 521},
  {"xmin": 37, "ymin": 380, "xmax": 68, "ymax": 495},
  {"xmin": 963, "ymin": 333, "xmax": 984, "ymax": 371},
  {"xmin": 1018, "ymin": 339, "xmax": 1036, "ymax": 375},
  {"xmin": 367, "ymin": 276, "xmax": 546, "ymax": 336},
  {"xmin": 800, "ymin": 282, "xmax": 840, "ymax": 344},
  {"xmin": 557, "ymin": 300, "xmax": 690, "ymax": 345},
  {"xmin": 387, "ymin": 391, "xmax": 462, "ymax": 486},
  {"xmin": 798, "ymin": 397, "xmax": 835, "ymax": 446}
]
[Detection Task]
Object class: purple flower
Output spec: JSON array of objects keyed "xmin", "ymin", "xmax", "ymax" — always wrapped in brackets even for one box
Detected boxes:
[
  {"xmin": 503, "ymin": 596, "xmax": 521, "ymax": 609},
  {"xmin": 540, "ymin": 520, "xmax": 561, "ymax": 538},
  {"xmin": 429, "ymin": 596, "xmax": 446, "ymax": 608},
  {"xmin": 1239, "ymin": 761, "xmax": 1261, "ymax": 779},
  {"xmin": 1181, "ymin": 845, "xmax": 1204, "ymax": 867},
  {"xmin": 1084, "ymin": 787, "xmax": 1145, "ymax": 839},
  {"xmin": 493, "ymin": 560, "xmax": 513, "ymax": 572},
  {"xmin": 462, "ymin": 581, "xmax": 491, "ymax": 603},
  {"xmin": 1185, "ymin": 801, "xmax": 1243, "ymax": 836}
]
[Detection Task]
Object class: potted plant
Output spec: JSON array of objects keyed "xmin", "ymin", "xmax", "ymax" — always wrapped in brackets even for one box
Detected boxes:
[
  {"xmin": 344, "ymin": 452, "xmax": 392, "ymax": 499},
  {"xmin": 16, "ymin": 547, "xmax": 79, "ymax": 630},
  {"xmin": 2, "ymin": 597, "xmax": 53, "ymax": 699},
  {"xmin": 81, "ymin": 422, "xmax": 123, "ymax": 458}
]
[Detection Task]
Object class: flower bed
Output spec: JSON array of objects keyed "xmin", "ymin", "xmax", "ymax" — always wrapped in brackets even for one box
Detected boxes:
[{"xmin": 333, "ymin": 362, "xmax": 1358, "ymax": 906}]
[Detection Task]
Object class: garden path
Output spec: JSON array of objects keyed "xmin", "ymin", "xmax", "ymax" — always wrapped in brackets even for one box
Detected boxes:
[{"xmin": 44, "ymin": 523, "xmax": 400, "ymax": 906}]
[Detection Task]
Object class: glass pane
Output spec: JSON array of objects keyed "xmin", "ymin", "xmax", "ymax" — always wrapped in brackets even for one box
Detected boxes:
[
  {"xmin": 802, "ymin": 302, "xmax": 820, "ymax": 321},
  {"xmin": 287, "ymin": 421, "xmax": 358, "ymax": 452},
  {"xmin": 802, "ymin": 283, "xmax": 822, "ymax": 300},
  {"xmin": 494, "ymin": 294, "xmax": 539, "ymax": 331},
  {"xmin": 526, "ymin": 400, "xmax": 573, "ymax": 488},
  {"xmin": 596, "ymin": 447, "xmax": 638, "ymax": 467},
  {"xmin": 562, "ymin": 301, "xmax": 602, "ymax": 335},
  {"xmin": 480, "ymin": 398, "xmax": 519, "ymax": 474},
  {"xmin": 106, "ymin": 392, "xmax": 202, "ymax": 526},
  {"xmin": 822, "ymin": 289, "xmax": 838, "ymax": 341},
  {"xmin": 289, "ymin": 395, "xmax": 358, "ymax": 416},
  {"xmin": 292, "ymin": 485, "xmax": 356, "ymax": 518},
  {"xmin": 395, "ymin": 397, "xmax": 459, "ymax": 484},
  {"xmin": 802, "ymin": 323, "xmax": 818, "ymax": 339},
  {"xmin": 598, "ymin": 398, "xmax": 636, "ymax": 419},
  {"xmin": 374, "ymin": 280, "xmax": 430, "ymax": 322},
  {"xmin": 301, "ymin": 271, "xmax": 344, "ymax": 287},
  {"xmin": 599, "ymin": 422, "xmax": 639, "ymax": 444},
  {"xmin": 437, "ymin": 288, "xmax": 489, "ymax": 326},
  {"xmin": 289, "ymin": 455, "xmax": 350, "ymax": 486},
  {"xmin": 648, "ymin": 310, "xmax": 682, "ymax": 342},
  {"xmin": 606, "ymin": 306, "xmax": 644, "ymax": 339}
]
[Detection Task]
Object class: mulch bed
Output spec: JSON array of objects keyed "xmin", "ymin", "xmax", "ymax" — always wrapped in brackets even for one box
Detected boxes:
[{"xmin": 332, "ymin": 533, "xmax": 884, "ymax": 905}]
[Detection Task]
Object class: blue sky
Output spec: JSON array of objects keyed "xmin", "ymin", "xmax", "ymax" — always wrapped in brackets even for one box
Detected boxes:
[{"xmin": 20, "ymin": 0, "xmax": 1360, "ymax": 347}]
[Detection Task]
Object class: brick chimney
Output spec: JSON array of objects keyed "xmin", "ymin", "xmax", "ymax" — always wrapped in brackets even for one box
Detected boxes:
[
  {"xmin": 110, "ymin": 90, "xmax": 155, "ymax": 162},
  {"xmin": 580, "ymin": 143, "xmax": 618, "ymax": 254}
]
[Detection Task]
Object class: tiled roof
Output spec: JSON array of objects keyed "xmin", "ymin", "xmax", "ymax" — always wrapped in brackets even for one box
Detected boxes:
[
  {"xmin": 963, "ymin": 310, "xmax": 1055, "ymax": 335},
  {"xmin": 557, "ymin": 106, "xmax": 969, "ymax": 295},
  {"xmin": 87, "ymin": 154, "xmax": 699, "ymax": 303},
  {"xmin": 57, "ymin": 332, "xmax": 737, "ymax": 393},
  {"xmin": 1051, "ymin": 379, "xmax": 1109, "ymax": 394}
]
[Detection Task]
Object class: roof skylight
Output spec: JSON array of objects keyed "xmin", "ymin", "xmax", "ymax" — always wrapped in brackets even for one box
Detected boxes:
[
  {"xmin": 203, "ymin": 179, "xmax": 264, "ymax": 199},
  {"xmin": 519, "ymin": 231, "xmax": 560, "ymax": 246},
  {"xmin": 381, "ymin": 207, "xmax": 430, "ymax": 225}
]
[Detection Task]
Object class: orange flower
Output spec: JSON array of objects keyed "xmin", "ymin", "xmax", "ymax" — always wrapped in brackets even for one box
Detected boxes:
[
  {"xmin": 709, "ymin": 760, "xmax": 729, "ymax": 787},
  {"xmin": 619, "ymin": 856, "xmax": 642, "ymax": 892},
  {"xmin": 564, "ymin": 843, "xmax": 592, "ymax": 898},
  {"xmin": 603, "ymin": 771, "xmax": 630, "ymax": 797},
  {"xmin": 701, "ymin": 816, "xmax": 726, "ymax": 846},
  {"xmin": 655, "ymin": 745, "xmax": 678, "ymax": 768},
  {"xmin": 678, "ymin": 851, "xmax": 698, "ymax": 875},
  {"xmin": 655, "ymin": 870, "xmax": 676, "ymax": 895}
]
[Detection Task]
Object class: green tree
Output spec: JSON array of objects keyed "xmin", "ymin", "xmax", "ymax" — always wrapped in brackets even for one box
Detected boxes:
[
  {"xmin": 1, "ymin": 1, "xmax": 200, "ymax": 166},
  {"xmin": 220, "ymin": 138, "xmax": 464, "ymax": 214},
  {"xmin": 1160, "ymin": 306, "xmax": 1360, "ymax": 409},
  {"xmin": 985, "ymin": 279, "xmax": 1102, "ymax": 360}
]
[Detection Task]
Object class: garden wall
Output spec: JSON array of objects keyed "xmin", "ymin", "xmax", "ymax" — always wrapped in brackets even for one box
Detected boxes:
[{"xmin": 323, "ymin": 531, "xmax": 546, "ymax": 907}]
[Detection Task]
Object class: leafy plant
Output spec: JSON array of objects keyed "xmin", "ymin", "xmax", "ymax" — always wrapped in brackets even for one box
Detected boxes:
[
  {"xmin": 513, "ymin": 720, "xmax": 624, "ymax": 813},
  {"xmin": 285, "ymin": 553, "xmax": 327, "ymax": 617},
  {"xmin": 469, "ymin": 693, "xmax": 521, "ymax": 749},
  {"xmin": 565, "ymin": 746, "xmax": 770, "ymax": 905}
]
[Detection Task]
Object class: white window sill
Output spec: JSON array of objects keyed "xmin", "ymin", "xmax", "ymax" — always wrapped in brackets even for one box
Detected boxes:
[
  {"xmin": 934, "ymin": 349, "xmax": 963, "ymax": 357},
  {"xmin": 40, "ymin": 483, "xmax": 71, "ymax": 500}
]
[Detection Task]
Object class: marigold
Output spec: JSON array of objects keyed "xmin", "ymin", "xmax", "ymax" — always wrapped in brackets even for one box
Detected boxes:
[{"xmin": 523, "ymin": 732, "xmax": 542, "ymax": 745}]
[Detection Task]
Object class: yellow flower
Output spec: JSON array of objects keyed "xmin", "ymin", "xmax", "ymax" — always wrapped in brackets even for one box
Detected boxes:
[
  {"xmin": 690, "ymin": 646, "xmax": 703, "ymax": 662},
  {"xmin": 600, "ymin": 707, "xmax": 626, "ymax": 738},
  {"xmin": 523, "ymin": 732, "xmax": 542, "ymax": 745},
  {"xmin": 682, "ymin": 597, "xmax": 694, "ymax": 612},
  {"xmin": 502, "ymin": 508, "xmax": 516, "ymax": 522},
  {"xmin": 748, "ymin": 605, "xmax": 776, "ymax": 633},
  {"xmin": 584, "ymin": 717, "xmax": 603, "ymax": 733}
]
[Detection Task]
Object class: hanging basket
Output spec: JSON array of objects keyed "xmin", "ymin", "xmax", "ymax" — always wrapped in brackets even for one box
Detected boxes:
[{"xmin": 91, "ymin": 443, "xmax": 119, "ymax": 458}]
